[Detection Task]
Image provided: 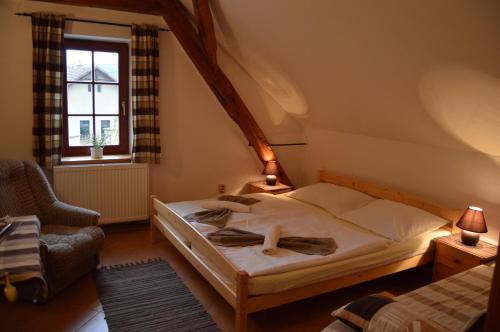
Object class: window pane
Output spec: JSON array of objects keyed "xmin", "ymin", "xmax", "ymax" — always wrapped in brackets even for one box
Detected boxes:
[
  {"xmin": 96, "ymin": 116, "xmax": 120, "ymax": 145},
  {"xmin": 66, "ymin": 50, "xmax": 92, "ymax": 82},
  {"xmin": 94, "ymin": 52, "xmax": 118, "ymax": 83},
  {"xmin": 68, "ymin": 116, "xmax": 93, "ymax": 146},
  {"xmin": 95, "ymin": 84, "xmax": 119, "ymax": 114},
  {"xmin": 67, "ymin": 83, "xmax": 93, "ymax": 114}
]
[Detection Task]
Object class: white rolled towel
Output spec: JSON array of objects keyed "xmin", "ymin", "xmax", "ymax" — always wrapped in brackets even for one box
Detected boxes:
[
  {"xmin": 200, "ymin": 201, "xmax": 251, "ymax": 213},
  {"xmin": 262, "ymin": 224, "xmax": 281, "ymax": 255}
]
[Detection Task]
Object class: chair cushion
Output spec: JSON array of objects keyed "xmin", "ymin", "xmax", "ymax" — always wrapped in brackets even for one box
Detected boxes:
[
  {"xmin": 41, "ymin": 224, "xmax": 105, "ymax": 256},
  {"xmin": 41, "ymin": 224, "xmax": 105, "ymax": 296}
]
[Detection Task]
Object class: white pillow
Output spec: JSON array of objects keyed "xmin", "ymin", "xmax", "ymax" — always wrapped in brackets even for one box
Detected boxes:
[
  {"xmin": 339, "ymin": 200, "xmax": 449, "ymax": 241},
  {"xmin": 285, "ymin": 183, "xmax": 376, "ymax": 216},
  {"xmin": 201, "ymin": 201, "xmax": 251, "ymax": 213}
]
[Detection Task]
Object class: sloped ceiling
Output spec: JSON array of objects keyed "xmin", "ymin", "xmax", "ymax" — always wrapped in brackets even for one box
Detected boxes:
[{"xmin": 181, "ymin": 0, "xmax": 500, "ymax": 154}]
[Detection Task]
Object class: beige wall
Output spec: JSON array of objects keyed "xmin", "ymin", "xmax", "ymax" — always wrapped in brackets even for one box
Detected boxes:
[
  {"xmin": 0, "ymin": 0, "xmax": 33, "ymax": 160},
  {"xmin": 0, "ymin": 0, "xmax": 264, "ymax": 202}
]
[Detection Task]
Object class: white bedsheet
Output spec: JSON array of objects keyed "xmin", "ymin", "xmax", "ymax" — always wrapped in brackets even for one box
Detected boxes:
[
  {"xmin": 193, "ymin": 228, "xmax": 449, "ymax": 295},
  {"xmin": 166, "ymin": 193, "xmax": 392, "ymax": 277}
]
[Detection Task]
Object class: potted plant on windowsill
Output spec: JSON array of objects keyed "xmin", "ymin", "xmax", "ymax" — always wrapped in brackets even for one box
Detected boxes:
[{"xmin": 90, "ymin": 135, "xmax": 106, "ymax": 159}]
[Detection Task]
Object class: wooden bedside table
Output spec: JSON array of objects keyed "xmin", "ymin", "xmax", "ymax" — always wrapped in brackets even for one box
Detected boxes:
[
  {"xmin": 248, "ymin": 181, "xmax": 292, "ymax": 195},
  {"xmin": 432, "ymin": 234, "xmax": 497, "ymax": 281}
]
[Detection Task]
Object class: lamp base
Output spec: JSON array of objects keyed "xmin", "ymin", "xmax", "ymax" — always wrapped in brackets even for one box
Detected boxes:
[
  {"xmin": 266, "ymin": 175, "xmax": 277, "ymax": 186},
  {"xmin": 460, "ymin": 230, "xmax": 480, "ymax": 246}
]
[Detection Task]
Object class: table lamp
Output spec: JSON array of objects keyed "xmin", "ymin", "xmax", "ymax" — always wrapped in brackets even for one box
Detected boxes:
[
  {"xmin": 456, "ymin": 206, "xmax": 487, "ymax": 246},
  {"xmin": 263, "ymin": 161, "xmax": 279, "ymax": 185}
]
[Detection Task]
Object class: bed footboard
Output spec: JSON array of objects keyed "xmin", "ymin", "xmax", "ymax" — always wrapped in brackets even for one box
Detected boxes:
[{"xmin": 150, "ymin": 196, "xmax": 250, "ymax": 331}]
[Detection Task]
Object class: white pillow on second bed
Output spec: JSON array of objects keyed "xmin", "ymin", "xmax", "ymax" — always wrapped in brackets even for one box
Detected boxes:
[
  {"xmin": 285, "ymin": 183, "xmax": 376, "ymax": 216},
  {"xmin": 339, "ymin": 199, "xmax": 449, "ymax": 242}
]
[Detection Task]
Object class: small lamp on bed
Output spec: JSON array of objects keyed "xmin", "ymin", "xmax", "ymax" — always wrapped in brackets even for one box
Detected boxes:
[
  {"xmin": 263, "ymin": 160, "xmax": 279, "ymax": 186},
  {"xmin": 456, "ymin": 206, "xmax": 487, "ymax": 246}
]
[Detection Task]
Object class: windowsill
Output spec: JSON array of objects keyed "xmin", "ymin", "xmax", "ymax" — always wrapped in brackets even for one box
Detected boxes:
[{"xmin": 60, "ymin": 154, "xmax": 132, "ymax": 166}]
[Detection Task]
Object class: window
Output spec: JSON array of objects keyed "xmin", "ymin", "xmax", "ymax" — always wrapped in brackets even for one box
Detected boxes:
[{"xmin": 63, "ymin": 39, "xmax": 129, "ymax": 156}]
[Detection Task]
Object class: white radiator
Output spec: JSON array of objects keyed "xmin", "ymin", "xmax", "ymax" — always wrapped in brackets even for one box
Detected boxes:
[{"xmin": 53, "ymin": 163, "xmax": 149, "ymax": 225}]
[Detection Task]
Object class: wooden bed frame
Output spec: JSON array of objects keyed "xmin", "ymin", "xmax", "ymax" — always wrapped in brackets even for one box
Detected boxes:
[{"xmin": 150, "ymin": 170, "xmax": 462, "ymax": 332}]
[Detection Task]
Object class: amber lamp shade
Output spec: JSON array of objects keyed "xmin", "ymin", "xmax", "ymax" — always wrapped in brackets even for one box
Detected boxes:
[
  {"xmin": 263, "ymin": 161, "xmax": 279, "ymax": 186},
  {"xmin": 456, "ymin": 206, "xmax": 487, "ymax": 246}
]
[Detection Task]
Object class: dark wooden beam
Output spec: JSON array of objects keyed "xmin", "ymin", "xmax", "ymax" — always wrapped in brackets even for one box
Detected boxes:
[
  {"xmin": 192, "ymin": 0, "xmax": 217, "ymax": 69},
  {"xmin": 32, "ymin": 0, "xmax": 162, "ymax": 15},
  {"xmin": 160, "ymin": 0, "xmax": 292, "ymax": 186}
]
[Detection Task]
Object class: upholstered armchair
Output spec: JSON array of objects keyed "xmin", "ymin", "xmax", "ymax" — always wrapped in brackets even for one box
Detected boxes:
[{"xmin": 0, "ymin": 160, "xmax": 105, "ymax": 302}]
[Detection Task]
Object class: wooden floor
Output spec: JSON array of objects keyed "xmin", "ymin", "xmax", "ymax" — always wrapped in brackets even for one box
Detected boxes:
[{"xmin": 0, "ymin": 224, "xmax": 434, "ymax": 331}]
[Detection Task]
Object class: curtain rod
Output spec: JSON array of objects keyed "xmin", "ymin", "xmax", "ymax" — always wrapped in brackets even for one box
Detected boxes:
[
  {"xmin": 270, "ymin": 143, "xmax": 308, "ymax": 147},
  {"xmin": 248, "ymin": 142, "xmax": 308, "ymax": 147},
  {"xmin": 15, "ymin": 12, "xmax": 170, "ymax": 32}
]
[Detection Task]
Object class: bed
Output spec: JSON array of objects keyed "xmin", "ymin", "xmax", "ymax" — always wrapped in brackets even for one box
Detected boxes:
[
  {"xmin": 323, "ymin": 262, "xmax": 495, "ymax": 332},
  {"xmin": 150, "ymin": 171, "xmax": 462, "ymax": 332}
]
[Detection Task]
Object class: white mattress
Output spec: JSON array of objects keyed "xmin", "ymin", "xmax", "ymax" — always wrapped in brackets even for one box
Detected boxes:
[
  {"xmin": 163, "ymin": 193, "xmax": 449, "ymax": 295},
  {"xmin": 166, "ymin": 193, "xmax": 392, "ymax": 276},
  {"xmin": 194, "ymin": 228, "xmax": 449, "ymax": 295}
]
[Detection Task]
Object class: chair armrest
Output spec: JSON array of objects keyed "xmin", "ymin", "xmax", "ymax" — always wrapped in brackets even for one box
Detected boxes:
[{"xmin": 42, "ymin": 201, "xmax": 100, "ymax": 227}]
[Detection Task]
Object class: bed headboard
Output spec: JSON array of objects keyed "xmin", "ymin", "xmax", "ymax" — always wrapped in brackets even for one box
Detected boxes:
[{"xmin": 318, "ymin": 170, "xmax": 462, "ymax": 228}]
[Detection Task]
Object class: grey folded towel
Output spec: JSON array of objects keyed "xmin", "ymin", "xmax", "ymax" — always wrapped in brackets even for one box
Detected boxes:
[
  {"xmin": 218, "ymin": 195, "xmax": 261, "ymax": 206},
  {"xmin": 184, "ymin": 196, "xmax": 260, "ymax": 228},
  {"xmin": 207, "ymin": 227, "xmax": 337, "ymax": 256},
  {"xmin": 184, "ymin": 208, "xmax": 231, "ymax": 228}
]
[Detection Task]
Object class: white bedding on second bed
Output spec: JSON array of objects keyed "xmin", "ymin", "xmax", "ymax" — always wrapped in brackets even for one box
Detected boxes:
[
  {"xmin": 166, "ymin": 193, "xmax": 393, "ymax": 277},
  {"xmin": 322, "ymin": 320, "xmax": 356, "ymax": 332}
]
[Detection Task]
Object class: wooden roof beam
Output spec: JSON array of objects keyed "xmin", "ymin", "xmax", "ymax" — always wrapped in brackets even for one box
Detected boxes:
[
  {"xmin": 32, "ymin": 0, "xmax": 163, "ymax": 15},
  {"xmin": 192, "ymin": 0, "xmax": 217, "ymax": 69}
]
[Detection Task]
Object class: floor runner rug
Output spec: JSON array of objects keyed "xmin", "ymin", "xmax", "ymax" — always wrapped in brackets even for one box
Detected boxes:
[{"xmin": 95, "ymin": 258, "xmax": 220, "ymax": 332}]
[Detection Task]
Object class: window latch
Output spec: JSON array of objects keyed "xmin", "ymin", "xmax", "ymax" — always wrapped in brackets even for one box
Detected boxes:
[{"xmin": 121, "ymin": 101, "xmax": 126, "ymax": 116}]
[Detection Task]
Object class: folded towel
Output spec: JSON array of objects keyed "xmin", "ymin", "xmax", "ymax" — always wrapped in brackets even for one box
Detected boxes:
[
  {"xmin": 278, "ymin": 236, "xmax": 338, "ymax": 256},
  {"xmin": 201, "ymin": 201, "xmax": 251, "ymax": 213},
  {"xmin": 218, "ymin": 195, "xmax": 261, "ymax": 206},
  {"xmin": 262, "ymin": 224, "xmax": 281, "ymax": 255},
  {"xmin": 184, "ymin": 208, "xmax": 231, "ymax": 228},
  {"xmin": 207, "ymin": 228, "xmax": 264, "ymax": 246},
  {"xmin": 184, "ymin": 199, "xmax": 253, "ymax": 229},
  {"xmin": 207, "ymin": 227, "xmax": 338, "ymax": 256}
]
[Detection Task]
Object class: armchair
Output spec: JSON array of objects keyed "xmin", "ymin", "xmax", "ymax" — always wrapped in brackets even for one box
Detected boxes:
[{"xmin": 0, "ymin": 160, "xmax": 105, "ymax": 302}]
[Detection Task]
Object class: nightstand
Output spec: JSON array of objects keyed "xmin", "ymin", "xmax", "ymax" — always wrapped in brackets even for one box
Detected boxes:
[
  {"xmin": 432, "ymin": 234, "xmax": 497, "ymax": 281},
  {"xmin": 248, "ymin": 181, "xmax": 292, "ymax": 195}
]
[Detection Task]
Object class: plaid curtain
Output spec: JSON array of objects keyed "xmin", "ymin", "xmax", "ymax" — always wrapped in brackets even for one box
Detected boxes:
[
  {"xmin": 31, "ymin": 13, "xmax": 65, "ymax": 168},
  {"xmin": 131, "ymin": 25, "xmax": 161, "ymax": 164}
]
